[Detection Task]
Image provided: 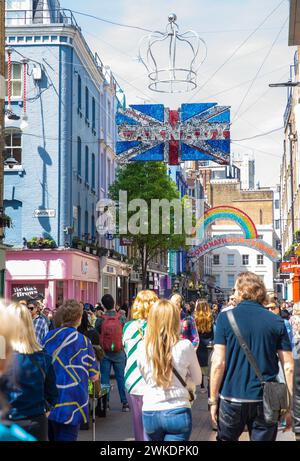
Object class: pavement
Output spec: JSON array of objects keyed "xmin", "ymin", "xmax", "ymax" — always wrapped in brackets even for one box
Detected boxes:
[{"xmin": 78, "ymin": 379, "xmax": 295, "ymax": 442}]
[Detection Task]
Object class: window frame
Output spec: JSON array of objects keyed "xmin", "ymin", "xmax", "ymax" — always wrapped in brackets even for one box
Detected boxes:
[
  {"xmin": 257, "ymin": 254, "xmax": 264, "ymax": 266},
  {"xmin": 242, "ymin": 254, "xmax": 249, "ymax": 266},
  {"xmin": 77, "ymin": 74, "xmax": 82, "ymax": 111},
  {"xmin": 85, "ymin": 146, "xmax": 89, "ymax": 184},
  {"xmin": 5, "ymin": 61, "xmax": 22, "ymax": 99},
  {"xmin": 77, "ymin": 136, "xmax": 82, "ymax": 176},
  {"xmin": 227, "ymin": 254, "xmax": 235, "ymax": 266},
  {"xmin": 4, "ymin": 127, "xmax": 22, "ymax": 168},
  {"xmin": 213, "ymin": 254, "xmax": 220, "ymax": 265}
]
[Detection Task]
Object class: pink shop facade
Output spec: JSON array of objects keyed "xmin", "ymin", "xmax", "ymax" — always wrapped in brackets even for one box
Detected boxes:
[{"xmin": 5, "ymin": 249, "xmax": 100, "ymax": 308}]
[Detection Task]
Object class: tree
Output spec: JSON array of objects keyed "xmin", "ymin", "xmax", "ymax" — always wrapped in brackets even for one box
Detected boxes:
[{"xmin": 109, "ymin": 162, "xmax": 189, "ymax": 289}]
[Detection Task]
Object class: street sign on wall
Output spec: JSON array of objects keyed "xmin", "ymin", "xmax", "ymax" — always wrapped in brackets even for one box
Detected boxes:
[{"xmin": 116, "ymin": 103, "xmax": 230, "ymax": 165}]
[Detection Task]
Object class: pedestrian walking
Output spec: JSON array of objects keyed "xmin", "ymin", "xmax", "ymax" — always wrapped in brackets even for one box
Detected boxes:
[
  {"xmin": 194, "ymin": 299, "xmax": 214, "ymax": 393},
  {"xmin": 2, "ymin": 303, "xmax": 58, "ymax": 441},
  {"xmin": 210, "ymin": 272, "xmax": 294, "ymax": 441},
  {"xmin": 27, "ymin": 300, "xmax": 49, "ymax": 345},
  {"xmin": 137, "ymin": 299, "xmax": 202, "ymax": 442},
  {"xmin": 170, "ymin": 293, "xmax": 199, "ymax": 349},
  {"xmin": 96, "ymin": 294, "xmax": 129, "ymax": 412},
  {"xmin": 43, "ymin": 300, "xmax": 99, "ymax": 441},
  {"xmin": 122, "ymin": 290, "xmax": 158, "ymax": 441},
  {"xmin": 293, "ymin": 337, "xmax": 300, "ymax": 441},
  {"xmin": 0, "ymin": 303, "xmax": 36, "ymax": 442}
]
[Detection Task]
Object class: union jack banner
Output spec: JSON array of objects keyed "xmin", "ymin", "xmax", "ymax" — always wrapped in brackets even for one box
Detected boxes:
[{"xmin": 116, "ymin": 103, "xmax": 230, "ymax": 165}]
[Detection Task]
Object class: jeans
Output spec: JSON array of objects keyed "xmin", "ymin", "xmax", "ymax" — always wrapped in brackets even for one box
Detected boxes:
[
  {"xmin": 100, "ymin": 351, "xmax": 127, "ymax": 404},
  {"xmin": 48, "ymin": 420, "xmax": 79, "ymax": 442},
  {"xmin": 143, "ymin": 408, "xmax": 192, "ymax": 442},
  {"xmin": 217, "ymin": 399, "xmax": 278, "ymax": 441}
]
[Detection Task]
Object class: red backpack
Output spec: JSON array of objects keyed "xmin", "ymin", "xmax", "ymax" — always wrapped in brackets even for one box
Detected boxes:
[{"xmin": 100, "ymin": 312, "xmax": 123, "ymax": 353}]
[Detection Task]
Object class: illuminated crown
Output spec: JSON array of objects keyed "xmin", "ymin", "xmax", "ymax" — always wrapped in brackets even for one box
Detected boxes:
[{"xmin": 138, "ymin": 14, "xmax": 206, "ymax": 94}]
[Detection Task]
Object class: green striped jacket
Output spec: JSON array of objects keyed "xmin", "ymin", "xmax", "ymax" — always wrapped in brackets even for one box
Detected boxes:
[{"xmin": 123, "ymin": 319, "xmax": 147, "ymax": 395}]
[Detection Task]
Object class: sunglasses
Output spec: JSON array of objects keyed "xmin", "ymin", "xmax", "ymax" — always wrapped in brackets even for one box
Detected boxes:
[{"xmin": 27, "ymin": 306, "xmax": 36, "ymax": 311}]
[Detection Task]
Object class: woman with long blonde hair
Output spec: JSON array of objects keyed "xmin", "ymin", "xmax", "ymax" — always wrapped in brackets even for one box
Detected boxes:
[
  {"xmin": 2, "ymin": 303, "xmax": 58, "ymax": 441},
  {"xmin": 137, "ymin": 299, "xmax": 202, "ymax": 441},
  {"xmin": 123, "ymin": 290, "xmax": 158, "ymax": 441},
  {"xmin": 194, "ymin": 299, "xmax": 214, "ymax": 393}
]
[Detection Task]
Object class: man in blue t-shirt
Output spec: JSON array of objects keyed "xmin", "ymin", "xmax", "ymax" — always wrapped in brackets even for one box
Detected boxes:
[{"xmin": 209, "ymin": 272, "xmax": 294, "ymax": 441}]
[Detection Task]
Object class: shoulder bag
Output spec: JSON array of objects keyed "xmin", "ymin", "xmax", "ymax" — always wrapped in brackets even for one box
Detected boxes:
[
  {"xmin": 172, "ymin": 367, "xmax": 195, "ymax": 404},
  {"xmin": 227, "ymin": 309, "xmax": 289, "ymax": 425}
]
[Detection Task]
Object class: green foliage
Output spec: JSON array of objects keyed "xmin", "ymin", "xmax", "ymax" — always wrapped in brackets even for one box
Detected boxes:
[
  {"xmin": 109, "ymin": 162, "xmax": 190, "ymax": 286},
  {"xmin": 27, "ymin": 237, "xmax": 56, "ymax": 249}
]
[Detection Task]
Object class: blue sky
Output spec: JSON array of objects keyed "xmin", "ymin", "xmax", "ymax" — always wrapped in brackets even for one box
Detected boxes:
[{"xmin": 61, "ymin": 0, "xmax": 294, "ymax": 187}]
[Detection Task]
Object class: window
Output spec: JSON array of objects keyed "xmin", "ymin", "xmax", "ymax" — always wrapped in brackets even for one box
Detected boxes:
[
  {"xmin": 101, "ymin": 152, "xmax": 106, "ymax": 191},
  {"xmin": 92, "ymin": 97, "xmax": 96, "ymax": 130},
  {"xmin": 85, "ymin": 86, "xmax": 89, "ymax": 120},
  {"xmin": 4, "ymin": 128, "xmax": 22, "ymax": 165},
  {"xmin": 5, "ymin": 62, "xmax": 22, "ymax": 98},
  {"xmin": 227, "ymin": 254, "xmax": 235, "ymax": 266},
  {"xmin": 91, "ymin": 215, "xmax": 95, "ymax": 239},
  {"xmin": 91, "ymin": 153, "xmax": 95, "ymax": 190},
  {"xmin": 77, "ymin": 74, "xmax": 82, "ymax": 110},
  {"xmin": 257, "ymin": 255, "xmax": 264, "ymax": 265},
  {"xmin": 214, "ymin": 274, "xmax": 221, "ymax": 286},
  {"xmin": 275, "ymin": 220, "xmax": 280, "ymax": 230},
  {"xmin": 242, "ymin": 255, "xmax": 249, "ymax": 265},
  {"xmin": 275, "ymin": 200, "xmax": 280, "ymax": 209},
  {"xmin": 77, "ymin": 137, "xmax": 81, "ymax": 176},
  {"xmin": 84, "ymin": 210, "xmax": 89, "ymax": 237},
  {"xmin": 276, "ymin": 240, "xmax": 281, "ymax": 251},
  {"xmin": 227, "ymin": 274, "xmax": 235, "ymax": 289},
  {"xmin": 85, "ymin": 146, "xmax": 89, "ymax": 183},
  {"xmin": 213, "ymin": 254, "xmax": 220, "ymax": 265},
  {"xmin": 77, "ymin": 206, "xmax": 81, "ymax": 238},
  {"xmin": 107, "ymin": 158, "xmax": 111, "ymax": 186},
  {"xmin": 107, "ymin": 100, "xmax": 112, "ymax": 135},
  {"xmin": 259, "ymin": 209, "xmax": 263, "ymax": 224}
]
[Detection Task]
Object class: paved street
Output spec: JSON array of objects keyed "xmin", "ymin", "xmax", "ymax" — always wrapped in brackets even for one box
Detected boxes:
[{"xmin": 78, "ymin": 379, "xmax": 295, "ymax": 442}]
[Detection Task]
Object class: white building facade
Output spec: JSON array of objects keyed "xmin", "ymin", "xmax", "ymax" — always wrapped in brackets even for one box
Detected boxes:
[{"xmin": 211, "ymin": 224, "xmax": 275, "ymax": 300}]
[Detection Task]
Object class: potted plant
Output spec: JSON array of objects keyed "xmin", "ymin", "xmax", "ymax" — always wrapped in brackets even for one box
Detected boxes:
[{"xmin": 0, "ymin": 214, "xmax": 12, "ymax": 229}]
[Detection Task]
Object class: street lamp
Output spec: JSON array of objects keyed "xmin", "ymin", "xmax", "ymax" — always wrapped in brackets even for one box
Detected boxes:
[{"xmin": 269, "ymin": 81, "xmax": 300, "ymax": 88}]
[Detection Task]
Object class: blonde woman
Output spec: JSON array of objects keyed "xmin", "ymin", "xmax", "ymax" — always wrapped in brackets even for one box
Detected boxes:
[
  {"xmin": 123, "ymin": 290, "xmax": 158, "ymax": 441},
  {"xmin": 194, "ymin": 299, "xmax": 214, "ymax": 393},
  {"xmin": 137, "ymin": 299, "xmax": 202, "ymax": 441},
  {"xmin": 2, "ymin": 303, "xmax": 58, "ymax": 441}
]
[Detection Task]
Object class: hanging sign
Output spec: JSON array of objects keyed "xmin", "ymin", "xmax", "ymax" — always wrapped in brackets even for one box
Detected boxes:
[{"xmin": 116, "ymin": 103, "xmax": 230, "ymax": 165}]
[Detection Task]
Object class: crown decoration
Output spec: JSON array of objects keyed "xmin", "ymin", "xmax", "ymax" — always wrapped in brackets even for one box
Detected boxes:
[{"xmin": 138, "ymin": 13, "xmax": 207, "ymax": 94}]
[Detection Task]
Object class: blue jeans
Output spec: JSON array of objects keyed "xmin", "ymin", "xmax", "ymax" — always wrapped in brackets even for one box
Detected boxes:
[
  {"xmin": 143, "ymin": 408, "xmax": 192, "ymax": 441},
  {"xmin": 100, "ymin": 351, "xmax": 127, "ymax": 404},
  {"xmin": 217, "ymin": 399, "xmax": 278, "ymax": 441},
  {"xmin": 48, "ymin": 420, "xmax": 79, "ymax": 441}
]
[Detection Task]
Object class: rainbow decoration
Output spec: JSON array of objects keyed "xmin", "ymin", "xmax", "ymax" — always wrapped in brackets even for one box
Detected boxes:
[{"xmin": 195, "ymin": 206, "xmax": 258, "ymax": 240}]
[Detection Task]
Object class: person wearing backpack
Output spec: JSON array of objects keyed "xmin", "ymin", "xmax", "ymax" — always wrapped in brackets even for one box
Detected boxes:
[{"xmin": 96, "ymin": 294, "xmax": 129, "ymax": 412}]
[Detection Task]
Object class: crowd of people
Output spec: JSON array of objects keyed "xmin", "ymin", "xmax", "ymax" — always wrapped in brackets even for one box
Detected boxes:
[{"xmin": 0, "ymin": 271, "xmax": 299, "ymax": 442}]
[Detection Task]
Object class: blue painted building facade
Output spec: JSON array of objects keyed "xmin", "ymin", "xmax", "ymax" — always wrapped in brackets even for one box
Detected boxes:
[{"xmin": 4, "ymin": 1, "xmax": 129, "ymax": 305}]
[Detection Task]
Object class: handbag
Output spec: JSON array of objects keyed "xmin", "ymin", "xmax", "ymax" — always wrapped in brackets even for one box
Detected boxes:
[
  {"xmin": 172, "ymin": 367, "xmax": 195, "ymax": 404},
  {"xmin": 227, "ymin": 310, "xmax": 289, "ymax": 425}
]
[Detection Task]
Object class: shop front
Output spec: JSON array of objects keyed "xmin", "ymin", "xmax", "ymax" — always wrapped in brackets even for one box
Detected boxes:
[
  {"xmin": 100, "ymin": 256, "xmax": 130, "ymax": 306},
  {"xmin": 5, "ymin": 249, "xmax": 99, "ymax": 308}
]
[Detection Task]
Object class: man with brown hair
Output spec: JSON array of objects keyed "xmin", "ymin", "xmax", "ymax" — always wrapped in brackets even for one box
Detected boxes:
[{"xmin": 209, "ymin": 271, "xmax": 294, "ymax": 441}]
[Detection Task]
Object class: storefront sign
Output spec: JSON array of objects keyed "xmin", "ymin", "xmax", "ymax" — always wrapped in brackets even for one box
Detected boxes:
[
  {"xmin": 12, "ymin": 285, "xmax": 41, "ymax": 299},
  {"xmin": 81, "ymin": 261, "xmax": 89, "ymax": 275},
  {"xmin": 281, "ymin": 262, "xmax": 300, "ymax": 273},
  {"xmin": 33, "ymin": 209, "xmax": 56, "ymax": 218}
]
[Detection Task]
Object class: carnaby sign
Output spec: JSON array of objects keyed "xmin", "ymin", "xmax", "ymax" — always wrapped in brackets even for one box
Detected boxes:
[{"xmin": 188, "ymin": 235, "xmax": 280, "ymax": 262}]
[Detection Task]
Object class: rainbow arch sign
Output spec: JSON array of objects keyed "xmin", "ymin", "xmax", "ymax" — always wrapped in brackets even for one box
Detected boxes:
[
  {"xmin": 194, "ymin": 206, "xmax": 258, "ymax": 240},
  {"xmin": 188, "ymin": 235, "xmax": 280, "ymax": 262}
]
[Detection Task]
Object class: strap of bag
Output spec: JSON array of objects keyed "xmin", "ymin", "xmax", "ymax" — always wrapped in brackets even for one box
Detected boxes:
[
  {"xmin": 226, "ymin": 310, "xmax": 265, "ymax": 385},
  {"xmin": 172, "ymin": 367, "xmax": 194, "ymax": 401}
]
